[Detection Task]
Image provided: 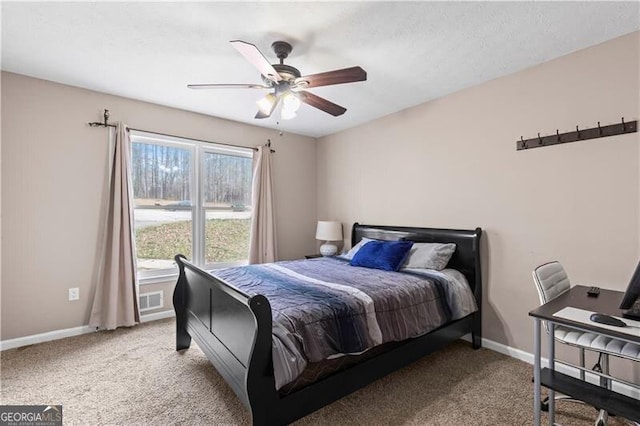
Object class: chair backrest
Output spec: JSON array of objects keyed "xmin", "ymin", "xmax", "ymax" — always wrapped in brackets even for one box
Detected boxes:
[
  {"xmin": 532, "ymin": 261, "xmax": 571, "ymax": 305},
  {"xmin": 532, "ymin": 261, "xmax": 571, "ymax": 335}
]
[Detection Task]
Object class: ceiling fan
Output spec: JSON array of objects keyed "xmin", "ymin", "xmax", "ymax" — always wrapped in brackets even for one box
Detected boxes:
[{"xmin": 188, "ymin": 40, "xmax": 367, "ymax": 120}]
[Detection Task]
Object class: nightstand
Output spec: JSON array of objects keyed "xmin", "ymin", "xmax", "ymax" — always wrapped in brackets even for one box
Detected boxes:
[{"xmin": 305, "ymin": 254, "xmax": 323, "ymax": 259}]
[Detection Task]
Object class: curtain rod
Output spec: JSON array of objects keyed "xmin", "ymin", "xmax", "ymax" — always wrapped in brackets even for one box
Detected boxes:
[{"xmin": 87, "ymin": 109, "xmax": 275, "ymax": 153}]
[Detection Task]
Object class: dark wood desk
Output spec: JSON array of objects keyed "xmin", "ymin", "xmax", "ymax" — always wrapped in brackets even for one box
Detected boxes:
[
  {"xmin": 529, "ymin": 285, "xmax": 640, "ymax": 426},
  {"xmin": 529, "ymin": 285, "xmax": 636, "ymax": 342}
]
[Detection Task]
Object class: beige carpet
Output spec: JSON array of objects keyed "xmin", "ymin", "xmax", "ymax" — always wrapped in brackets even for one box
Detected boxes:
[{"xmin": 0, "ymin": 318, "xmax": 631, "ymax": 425}]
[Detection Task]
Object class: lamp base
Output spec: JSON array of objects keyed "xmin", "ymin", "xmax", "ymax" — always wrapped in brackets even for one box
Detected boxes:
[{"xmin": 320, "ymin": 242, "xmax": 338, "ymax": 256}]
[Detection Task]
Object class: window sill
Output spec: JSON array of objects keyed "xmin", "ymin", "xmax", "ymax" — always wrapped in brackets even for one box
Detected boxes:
[
  {"xmin": 139, "ymin": 273, "xmax": 178, "ymax": 286},
  {"xmin": 137, "ymin": 260, "xmax": 247, "ymax": 286}
]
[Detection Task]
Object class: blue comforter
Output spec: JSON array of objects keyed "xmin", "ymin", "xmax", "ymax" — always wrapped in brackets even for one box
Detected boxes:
[{"xmin": 212, "ymin": 257, "xmax": 477, "ymax": 389}]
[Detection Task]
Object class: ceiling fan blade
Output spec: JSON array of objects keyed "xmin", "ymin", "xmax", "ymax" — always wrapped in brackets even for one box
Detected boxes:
[
  {"xmin": 230, "ymin": 40, "xmax": 282, "ymax": 83},
  {"xmin": 295, "ymin": 66, "xmax": 366, "ymax": 89},
  {"xmin": 296, "ymin": 91, "xmax": 347, "ymax": 116},
  {"xmin": 187, "ymin": 83, "xmax": 271, "ymax": 89}
]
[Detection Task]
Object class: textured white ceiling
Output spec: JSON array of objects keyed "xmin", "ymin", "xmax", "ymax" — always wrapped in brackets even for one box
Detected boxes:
[{"xmin": 2, "ymin": 2, "xmax": 639, "ymax": 138}]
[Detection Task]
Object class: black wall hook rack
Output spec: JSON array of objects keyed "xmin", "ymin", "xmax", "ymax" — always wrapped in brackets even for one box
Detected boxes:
[{"xmin": 517, "ymin": 118, "xmax": 637, "ymax": 151}]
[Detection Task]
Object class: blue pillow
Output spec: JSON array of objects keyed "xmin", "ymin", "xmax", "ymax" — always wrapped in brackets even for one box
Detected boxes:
[{"xmin": 350, "ymin": 240, "xmax": 414, "ymax": 272}]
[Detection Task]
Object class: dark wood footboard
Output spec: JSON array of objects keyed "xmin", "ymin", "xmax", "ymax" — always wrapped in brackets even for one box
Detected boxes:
[
  {"xmin": 173, "ymin": 254, "xmax": 279, "ymax": 421},
  {"xmin": 173, "ymin": 224, "xmax": 483, "ymax": 425}
]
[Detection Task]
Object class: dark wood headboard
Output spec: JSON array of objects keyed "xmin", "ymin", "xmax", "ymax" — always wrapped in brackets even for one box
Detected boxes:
[{"xmin": 351, "ymin": 223, "xmax": 482, "ymax": 302}]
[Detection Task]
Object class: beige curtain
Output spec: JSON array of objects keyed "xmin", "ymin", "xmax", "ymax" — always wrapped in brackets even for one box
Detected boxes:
[
  {"xmin": 249, "ymin": 146, "xmax": 277, "ymax": 264},
  {"xmin": 89, "ymin": 122, "xmax": 140, "ymax": 329}
]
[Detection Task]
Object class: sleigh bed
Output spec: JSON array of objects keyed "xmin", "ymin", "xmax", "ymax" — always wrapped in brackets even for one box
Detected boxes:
[{"xmin": 173, "ymin": 223, "xmax": 483, "ymax": 425}]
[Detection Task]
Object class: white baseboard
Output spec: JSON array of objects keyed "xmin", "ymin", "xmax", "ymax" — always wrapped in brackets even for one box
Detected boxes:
[
  {"xmin": 0, "ymin": 325, "xmax": 97, "ymax": 351},
  {"xmin": 0, "ymin": 310, "xmax": 175, "ymax": 351},
  {"xmin": 140, "ymin": 309, "xmax": 175, "ymax": 323},
  {"xmin": 462, "ymin": 334, "xmax": 639, "ymax": 399}
]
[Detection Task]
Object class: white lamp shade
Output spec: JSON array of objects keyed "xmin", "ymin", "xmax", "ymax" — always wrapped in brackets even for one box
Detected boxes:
[{"xmin": 315, "ymin": 221, "xmax": 343, "ymax": 241}]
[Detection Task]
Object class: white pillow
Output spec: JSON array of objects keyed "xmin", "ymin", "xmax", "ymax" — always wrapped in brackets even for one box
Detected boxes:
[
  {"xmin": 402, "ymin": 243, "xmax": 456, "ymax": 270},
  {"xmin": 340, "ymin": 237, "xmax": 376, "ymax": 260}
]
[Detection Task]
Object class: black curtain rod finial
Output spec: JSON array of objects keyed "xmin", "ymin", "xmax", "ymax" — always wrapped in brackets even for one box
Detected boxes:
[{"xmin": 88, "ymin": 108, "xmax": 116, "ymax": 128}]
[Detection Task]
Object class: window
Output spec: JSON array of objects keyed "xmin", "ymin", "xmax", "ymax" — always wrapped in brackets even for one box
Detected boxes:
[{"xmin": 130, "ymin": 131, "xmax": 253, "ymax": 282}]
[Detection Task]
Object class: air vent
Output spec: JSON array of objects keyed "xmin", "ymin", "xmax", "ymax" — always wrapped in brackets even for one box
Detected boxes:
[{"xmin": 139, "ymin": 291, "xmax": 163, "ymax": 312}]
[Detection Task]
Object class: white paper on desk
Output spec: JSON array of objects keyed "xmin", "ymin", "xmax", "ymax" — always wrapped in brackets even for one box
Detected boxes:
[{"xmin": 553, "ymin": 307, "xmax": 640, "ymax": 338}]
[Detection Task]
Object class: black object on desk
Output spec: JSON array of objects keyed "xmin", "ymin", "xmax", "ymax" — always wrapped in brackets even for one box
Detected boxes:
[
  {"xmin": 620, "ymin": 260, "xmax": 640, "ymax": 320},
  {"xmin": 622, "ymin": 299, "xmax": 640, "ymax": 320},
  {"xmin": 589, "ymin": 313, "xmax": 627, "ymax": 327},
  {"xmin": 587, "ymin": 286, "xmax": 600, "ymax": 297}
]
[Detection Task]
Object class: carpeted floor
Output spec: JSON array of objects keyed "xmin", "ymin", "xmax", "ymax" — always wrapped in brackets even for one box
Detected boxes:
[{"xmin": 0, "ymin": 318, "xmax": 631, "ymax": 425}]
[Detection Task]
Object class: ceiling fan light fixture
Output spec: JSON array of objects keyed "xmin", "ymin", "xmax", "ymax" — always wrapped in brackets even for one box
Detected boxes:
[
  {"xmin": 280, "ymin": 91, "xmax": 301, "ymax": 120},
  {"xmin": 282, "ymin": 91, "xmax": 301, "ymax": 111},
  {"xmin": 256, "ymin": 93, "xmax": 277, "ymax": 115}
]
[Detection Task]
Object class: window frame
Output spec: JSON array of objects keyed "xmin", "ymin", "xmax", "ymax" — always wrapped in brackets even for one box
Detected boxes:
[{"xmin": 130, "ymin": 131, "xmax": 253, "ymax": 284}]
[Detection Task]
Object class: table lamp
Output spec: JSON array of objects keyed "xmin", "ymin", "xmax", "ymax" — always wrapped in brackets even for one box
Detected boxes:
[{"xmin": 316, "ymin": 221, "xmax": 343, "ymax": 256}]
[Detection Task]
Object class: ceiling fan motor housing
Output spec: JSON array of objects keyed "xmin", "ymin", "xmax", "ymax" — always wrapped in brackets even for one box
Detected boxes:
[
  {"xmin": 261, "ymin": 41, "xmax": 302, "ymax": 85},
  {"xmin": 271, "ymin": 41, "xmax": 292, "ymax": 61},
  {"xmin": 272, "ymin": 64, "xmax": 301, "ymax": 81}
]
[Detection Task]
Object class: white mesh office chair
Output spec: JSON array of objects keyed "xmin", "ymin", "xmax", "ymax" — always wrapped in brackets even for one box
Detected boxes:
[{"xmin": 533, "ymin": 261, "xmax": 640, "ymax": 426}]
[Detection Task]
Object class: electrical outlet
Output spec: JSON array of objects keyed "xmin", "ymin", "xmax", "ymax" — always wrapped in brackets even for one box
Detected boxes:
[{"xmin": 69, "ymin": 287, "xmax": 80, "ymax": 301}]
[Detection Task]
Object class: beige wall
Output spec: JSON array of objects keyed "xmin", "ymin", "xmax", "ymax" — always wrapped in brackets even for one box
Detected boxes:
[
  {"xmin": 318, "ymin": 32, "xmax": 640, "ymax": 375},
  {"xmin": 1, "ymin": 72, "xmax": 317, "ymax": 340}
]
